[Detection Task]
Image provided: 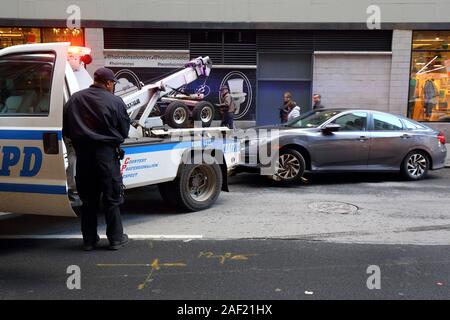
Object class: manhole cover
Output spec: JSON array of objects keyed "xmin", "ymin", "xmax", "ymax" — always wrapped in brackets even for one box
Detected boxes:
[{"xmin": 308, "ymin": 201, "xmax": 359, "ymax": 215}]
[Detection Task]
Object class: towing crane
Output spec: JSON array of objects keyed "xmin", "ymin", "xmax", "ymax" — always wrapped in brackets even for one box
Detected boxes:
[{"xmin": 0, "ymin": 42, "xmax": 239, "ymax": 217}]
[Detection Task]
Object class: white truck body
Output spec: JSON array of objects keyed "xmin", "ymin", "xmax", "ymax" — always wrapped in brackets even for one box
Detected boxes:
[{"xmin": 0, "ymin": 42, "xmax": 239, "ymax": 217}]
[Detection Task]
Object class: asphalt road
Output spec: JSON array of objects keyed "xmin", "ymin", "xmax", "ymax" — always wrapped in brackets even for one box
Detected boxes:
[
  {"xmin": 0, "ymin": 169, "xmax": 449, "ymax": 300},
  {"xmin": 0, "ymin": 239, "xmax": 449, "ymax": 300},
  {"xmin": 1, "ymin": 169, "xmax": 449, "ymax": 245}
]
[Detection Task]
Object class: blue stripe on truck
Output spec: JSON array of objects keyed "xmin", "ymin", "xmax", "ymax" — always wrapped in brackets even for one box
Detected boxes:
[
  {"xmin": 0, "ymin": 130, "xmax": 62, "ymax": 140},
  {"xmin": 123, "ymin": 141, "xmax": 192, "ymax": 155},
  {"xmin": 0, "ymin": 183, "xmax": 67, "ymax": 195}
]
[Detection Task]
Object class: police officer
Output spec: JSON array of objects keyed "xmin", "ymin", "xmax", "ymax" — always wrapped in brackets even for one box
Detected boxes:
[
  {"xmin": 64, "ymin": 67, "xmax": 130, "ymax": 251},
  {"xmin": 219, "ymin": 85, "xmax": 236, "ymax": 129}
]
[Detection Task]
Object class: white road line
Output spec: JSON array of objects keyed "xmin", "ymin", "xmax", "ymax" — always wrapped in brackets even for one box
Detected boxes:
[{"xmin": 0, "ymin": 234, "xmax": 204, "ymax": 240}]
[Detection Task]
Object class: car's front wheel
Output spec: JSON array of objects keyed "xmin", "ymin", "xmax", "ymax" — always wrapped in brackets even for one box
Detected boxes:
[
  {"xmin": 401, "ymin": 150, "xmax": 430, "ymax": 180},
  {"xmin": 273, "ymin": 149, "xmax": 306, "ymax": 185}
]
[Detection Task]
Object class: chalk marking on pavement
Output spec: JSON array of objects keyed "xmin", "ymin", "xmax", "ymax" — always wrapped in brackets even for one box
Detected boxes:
[{"xmin": 0, "ymin": 234, "xmax": 204, "ymax": 240}]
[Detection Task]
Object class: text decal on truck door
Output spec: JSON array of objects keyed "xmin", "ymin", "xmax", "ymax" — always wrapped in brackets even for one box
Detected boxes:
[{"xmin": 0, "ymin": 146, "xmax": 43, "ymax": 177}]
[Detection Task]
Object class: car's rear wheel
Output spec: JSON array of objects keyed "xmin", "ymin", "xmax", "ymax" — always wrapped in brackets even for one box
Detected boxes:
[
  {"xmin": 273, "ymin": 149, "xmax": 306, "ymax": 185},
  {"xmin": 401, "ymin": 150, "xmax": 429, "ymax": 180}
]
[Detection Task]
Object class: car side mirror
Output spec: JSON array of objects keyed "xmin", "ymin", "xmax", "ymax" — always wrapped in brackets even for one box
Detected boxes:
[{"xmin": 321, "ymin": 123, "xmax": 341, "ymax": 134}]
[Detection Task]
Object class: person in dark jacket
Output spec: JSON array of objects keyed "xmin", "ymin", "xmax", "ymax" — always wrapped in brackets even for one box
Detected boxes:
[
  {"xmin": 219, "ymin": 85, "xmax": 236, "ymax": 129},
  {"xmin": 64, "ymin": 67, "xmax": 131, "ymax": 251},
  {"xmin": 312, "ymin": 93, "xmax": 325, "ymax": 110},
  {"xmin": 279, "ymin": 91, "xmax": 292, "ymax": 123}
]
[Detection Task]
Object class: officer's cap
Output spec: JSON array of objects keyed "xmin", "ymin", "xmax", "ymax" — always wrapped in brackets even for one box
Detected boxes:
[{"xmin": 94, "ymin": 67, "xmax": 118, "ymax": 83}]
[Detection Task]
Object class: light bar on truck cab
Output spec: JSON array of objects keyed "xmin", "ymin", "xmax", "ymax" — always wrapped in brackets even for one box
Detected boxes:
[
  {"xmin": 67, "ymin": 46, "xmax": 93, "ymax": 71},
  {"xmin": 68, "ymin": 46, "xmax": 92, "ymax": 56}
]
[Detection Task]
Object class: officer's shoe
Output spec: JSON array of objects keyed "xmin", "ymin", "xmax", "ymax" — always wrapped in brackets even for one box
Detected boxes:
[
  {"xmin": 109, "ymin": 234, "xmax": 129, "ymax": 250},
  {"xmin": 83, "ymin": 235, "xmax": 101, "ymax": 251}
]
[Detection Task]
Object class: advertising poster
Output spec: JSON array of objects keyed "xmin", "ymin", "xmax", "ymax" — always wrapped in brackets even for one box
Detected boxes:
[{"xmin": 107, "ymin": 51, "xmax": 257, "ymax": 121}]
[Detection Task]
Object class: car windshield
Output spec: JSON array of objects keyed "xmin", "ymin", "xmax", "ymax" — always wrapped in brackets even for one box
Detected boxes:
[{"xmin": 286, "ymin": 110, "xmax": 342, "ymax": 128}]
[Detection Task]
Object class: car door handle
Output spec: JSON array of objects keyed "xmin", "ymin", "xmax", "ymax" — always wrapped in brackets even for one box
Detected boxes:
[
  {"xmin": 401, "ymin": 134, "xmax": 411, "ymax": 139},
  {"xmin": 357, "ymin": 136, "xmax": 369, "ymax": 142},
  {"xmin": 43, "ymin": 132, "xmax": 59, "ymax": 154}
]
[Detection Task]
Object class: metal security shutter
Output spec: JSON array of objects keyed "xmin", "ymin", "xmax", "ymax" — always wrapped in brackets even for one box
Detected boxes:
[
  {"xmin": 190, "ymin": 43, "xmax": 223, "ymax": 64},
  {"xmin": 257, "ymin": 31, "xmax": 314, "ymax": 52},
  {"xmin": 104, "ymin": 28, "xmax": 189, "ymax": 50},
  {"xmin": 223, "ymin": 44, "xmax": 257, "ymax": 65},
  {"xmin": 314, "ymin": 30, "xmax": 392, "ymax": 51},
  {"xmin": 257, "ymin": 30, "xmax": 392, "ymax": 52}
]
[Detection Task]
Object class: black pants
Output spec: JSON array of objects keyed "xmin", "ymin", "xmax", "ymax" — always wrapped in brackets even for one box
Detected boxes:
[
  {"xmin": 73, "ymin": 142, "xmax": 124, "ymax": 244},
  {"xmin": 221, "ymin": 112, "xmax": 234, "ymax": 129}
]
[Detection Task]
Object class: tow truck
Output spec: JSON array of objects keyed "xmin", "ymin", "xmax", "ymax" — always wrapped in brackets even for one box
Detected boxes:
[{"xmin": 0, "ymin": 42, "xmax": 239, "ymax": 217}]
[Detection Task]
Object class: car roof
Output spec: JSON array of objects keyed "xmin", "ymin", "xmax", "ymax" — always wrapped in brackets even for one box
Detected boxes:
[{"xmin": 316, "ymin": 108, "xmax": 398, "ymax": 115}]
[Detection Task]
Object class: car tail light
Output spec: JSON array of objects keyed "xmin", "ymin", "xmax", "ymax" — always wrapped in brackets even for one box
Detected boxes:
[{"xmin": 437, "ymin": 132, "xmax": 446, "ymax": 145}]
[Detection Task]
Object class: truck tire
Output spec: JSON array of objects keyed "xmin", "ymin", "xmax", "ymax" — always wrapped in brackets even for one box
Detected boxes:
[
  {"xmin": 273, "ymin": 149, "xmax": 306, "ymax": 185},
  {"xmin": 165, "ymin": 101, "xmax": 190, "ymax": 128},
  {"xmin": 159, "ymin": 162, "xmax": 222, "ymax": 211},
  {"xmin": 192, "ymin": 101, "xmax": 215, "ymax": 127}
]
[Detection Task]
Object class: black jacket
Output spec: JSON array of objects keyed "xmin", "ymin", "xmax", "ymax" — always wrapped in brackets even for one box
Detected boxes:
[
  {"xmin": 63, "ymin": 84, "xmax": 130, "ymax": 145},
  {"xmin": 313, "ymin": 102, "xmax": 325, "ymax": 110}
]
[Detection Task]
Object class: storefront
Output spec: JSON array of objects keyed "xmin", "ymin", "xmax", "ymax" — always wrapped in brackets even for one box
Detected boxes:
[
  {"xmin": 409, "ymin": 31, "xmax": 450, "ymax": 123},
  {"xmin": 0, "ymin": 27, "xmax": 84, "ymax": 48},
  {"xmin": 0, "ymin": 24, "xmax": 449, "ymax": 136},
  {"xmin": 101, "ymin": 28, "xmax": 392, "ymax": 126}
]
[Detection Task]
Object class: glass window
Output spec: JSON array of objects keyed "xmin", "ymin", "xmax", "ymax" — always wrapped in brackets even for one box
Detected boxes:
[
  {"xmin": 331, "ymin": 112, "xmax": 367, "ymax": 131},
  {"xmin": 41, "ymin": 28, "xmax": 84, "ymax": 46},
  {"xmin": 0, "ymin": 53, "xmax": 55, "ymax": 116},
  {"xmin": 372, "ymin": 113, "xmax": 403, "ymax": 131},
  {"xmin": 408, "ymin": 31, "xmax": 450, "ymax": 122},
  {"xmin": 288, "ymin": 110, "xmax": 341, "ymax": 128},
  {"xmin": 403, "ymin": 118, "xmax": 426, "ymax": 130},
  {"xmin": 0, "ymin": 28, "xmax": 41, "ymax": 48}
]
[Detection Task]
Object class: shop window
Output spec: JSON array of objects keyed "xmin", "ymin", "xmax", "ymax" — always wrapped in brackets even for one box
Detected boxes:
[
  {"xmin": 409, "ymin": 31, "xmax": 450, "ymax": 122},
  {"xmin": 0, "ymin": 28, "xmax": 41, "ymax": 48},
  {"xmin": 42, "ymin": 28, "xmax": 84, "ymax": 46},
  {"xmin": 0, "ymin": 53, "xmax": 55, "ymax": 116}
]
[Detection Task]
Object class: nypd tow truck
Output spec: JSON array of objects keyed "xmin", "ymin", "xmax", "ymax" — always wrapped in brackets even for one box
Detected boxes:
[{"xmin": 0, "ymin": 42, "xmax": 239, "ymax": 217}]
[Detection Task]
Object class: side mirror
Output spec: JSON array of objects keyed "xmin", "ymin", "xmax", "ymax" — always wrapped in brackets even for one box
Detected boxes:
[{"xmin": 321, "ymin": 123, "xmax": 341, "ymax": 134}]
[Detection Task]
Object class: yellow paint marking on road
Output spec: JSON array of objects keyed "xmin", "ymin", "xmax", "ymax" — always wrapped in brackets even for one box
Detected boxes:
[
  {"xmin": 139, "ymin": 259, "xmax": 187, "ymax": 290},
  {"xmin": 98, "ymin": 258, "xmax": 186, "ymax": 290},
  {"xmin": 198, "ymin": 251, "xmax": 258, "ymax": 264}
]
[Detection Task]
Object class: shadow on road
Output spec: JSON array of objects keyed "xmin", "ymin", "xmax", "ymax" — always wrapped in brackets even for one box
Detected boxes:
[{"xmin": 229, "ymin": 171, "xmax": 443, "ymax": 188}]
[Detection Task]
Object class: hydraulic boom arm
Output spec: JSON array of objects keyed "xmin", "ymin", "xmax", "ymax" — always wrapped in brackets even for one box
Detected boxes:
[{"xmin": 122, "ymin": 56, "xmax": 212, "ymax": 128}]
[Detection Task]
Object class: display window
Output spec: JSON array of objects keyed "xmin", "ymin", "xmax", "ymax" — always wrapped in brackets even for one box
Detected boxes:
[
  {"xmin": 409, "ymin": 31, "xmax": 450, "ymax": 122},
  {"xmin": 0, "ymin": 27, "xmax": 83, "ymax": 49},
  {"xmin": 0, "ymin": 28, "xmax": 41, "ymax": 48}
]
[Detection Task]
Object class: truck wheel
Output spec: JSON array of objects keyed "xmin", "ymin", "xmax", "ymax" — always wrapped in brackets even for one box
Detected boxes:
[
  {"xmin": 163, "ymin": 162, "xmax": 222, "ymax": 211},
  {"xmin": 273, "ymin": 149, "xmax": 306, "ymax": 185},
  {"xmin": 165, "ymin": 101, "xmax": 190, "ymax": 128},
  {"xmin": 192, "ymin": 101, "xmax": 215, "ymax": 127}
]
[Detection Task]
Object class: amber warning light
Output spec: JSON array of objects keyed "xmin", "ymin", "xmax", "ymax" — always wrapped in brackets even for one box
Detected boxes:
[{"xmin": 68, "ymin": 46, "xmax": 93, "ymax": 66}]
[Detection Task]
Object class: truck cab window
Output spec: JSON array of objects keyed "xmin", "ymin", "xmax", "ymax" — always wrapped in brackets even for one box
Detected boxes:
[{"xmin": 0, "ymin": 53, "xmax": 55, "ymax": 116}]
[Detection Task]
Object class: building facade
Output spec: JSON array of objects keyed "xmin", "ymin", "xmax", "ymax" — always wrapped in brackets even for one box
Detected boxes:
[{"xmin": 1, "ymin": 0, "xmax": 450, "ymax": 137}]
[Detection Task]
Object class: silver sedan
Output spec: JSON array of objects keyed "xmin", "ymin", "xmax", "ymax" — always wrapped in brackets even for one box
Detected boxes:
[{"xmin": 240, "ymin": 109, "xmax": 447, "ymax": 184}]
